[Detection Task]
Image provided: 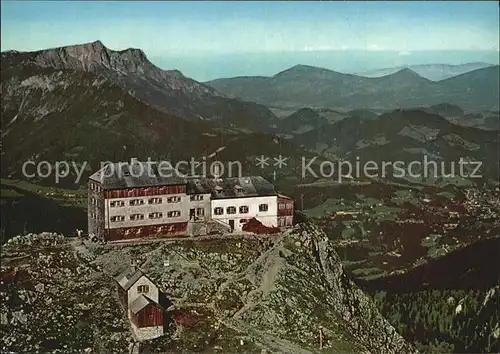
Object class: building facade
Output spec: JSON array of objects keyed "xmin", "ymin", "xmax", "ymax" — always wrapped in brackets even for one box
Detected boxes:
[
  {"xmin": 278, "ymin": 194, "xmax": 294, "ymax": 228},
  {"xmin": 88, "ymin": 160, "xmax": 294, "ymax": 241},
  {"xmin": 211, "ymin": 195, "xmax": 278, "ymax": 232},
  {"xmin": 104, "ymin": 184, "xmax": 188, "ymax": 241}
]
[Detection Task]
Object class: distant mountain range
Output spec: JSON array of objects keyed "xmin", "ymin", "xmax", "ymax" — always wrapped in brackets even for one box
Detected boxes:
[
  {"xmin": 277, "ymin": 103, "xmax": 498, "ymax": 135},
  {"xmin": 356, "ymin": 62, "xmax": 495, "ymax": 81},
  {"xmin": 421, "ymin": 103, "xmax": 499, "ymax": 131},
  {"xmin": 1, "ymin": 41, "xmax": 283, "ymax": 178},
  {"xmin": 293, "ymin": 109, "xmax": 499, "ymax": 180},
  {"xmin": 2, "ymin": 41, "xmax": 498, "ymax": 184},
  {"xmin": 207, "ymin": 64, "xmax": 500, "ymax": 111},
  {"xmin": 1, "ymin": 41, "xmax": 278, "ymax": 131}
]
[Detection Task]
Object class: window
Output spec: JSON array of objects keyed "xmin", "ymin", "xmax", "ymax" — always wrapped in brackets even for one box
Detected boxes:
[
  {"xmin": 279, "ymin": 203, "xmax": 286, "ymax": 210},
  {"xmin": 148, "ymin": 197, "xmax": 162, "ymax": 205},
  {"xmin": 110, "ymin": 215, "xmax": 125, "ymax": 222},
  {"xmin": 159, "ymin": 225, "xmax": 175, "ymax": 233},
  {"xmin": 286, "ymin": 203, "xmax": 292, "ymax": 209},
  {"xmin": 167, "ymin": 196, "xmax": 181, "ymax": 203},
  {"xmin": 286, "ymin": 218, "xmax": 293, "ymax": 226},
  {"xmin": 130, "ymin": 199, "xmax": 145, "ymax": 206},
  {"xmin": 240, "ymin": 219, "xmax": 249, "ymax": 223},
  {"xmin": 196, "ymin": 208, "xmax": 204, "ymax": 216},
  {"xmin": 214, "ymin": 207, "xmax": 223, "ymax": 215},
  {"xmin": 149, "ymin": 212, "xmax": 163, "ymax": 219},
  {"xmin": 137, "ymin": 285, "xmax": 149, "ymax": 294},
  {"xmin": 227, "ymin": 206, "xmax": 236, "ymax": 214},
  {"xmin": 190, "ymin": 195, "xmax": 204, "ymax": 201},
  {"xmin": 259, "ymin": 204, "xmax": 269, "ymax": 212},
  {"xmin": 130, "ymin": 213, "xmax": 144, "ymax": 221},
  {"xmin": 110, "ymin": 200, "xmax": 125, "ymax": 207},
  {"xmin": 167, "ymin": 210, "xmax": 181, "ymax": 218},
  {"xmin": 239, "ymin": 205, "xmax": 249, "ymax": 214}
]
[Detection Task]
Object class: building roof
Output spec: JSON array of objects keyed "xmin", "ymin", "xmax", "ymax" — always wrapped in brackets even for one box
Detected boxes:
[
  {"xmin": 185, "ymin": 177, "xmax": 213, "ymax": 195},
  {"xmin": 114, "ymin": 266, "xmax": 150, "ymax": 291},
  {"xmin": 129, "ymin": 295, "xmax": 162, "ymax": 315},
  {"xmin": 88, "ymin": 159, "xmax": 278, "ymax": 198},
  {"xmin": 89, "ymin": 160, "xmax": 185, "ymax": 190},
  {"xmin": 278, "ymin": 194, "xmax": 293, "ymax": 201},
  {"xmin": 187, "ymin": 176, "xmax": 277, "ymax": 199}
]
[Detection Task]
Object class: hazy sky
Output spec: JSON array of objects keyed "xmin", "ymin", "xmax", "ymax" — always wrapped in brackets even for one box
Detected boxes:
[{"xmin": 1, "ymin": 1, "xmax": 499, "ymax": 80}]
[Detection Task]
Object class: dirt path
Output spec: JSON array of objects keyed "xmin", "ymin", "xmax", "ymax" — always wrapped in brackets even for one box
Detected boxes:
[
  {"xmin": 222, "ymin": 317, "xmax": 313, "ymax": 354},
  {"xmin": 71, "ymin": 231, "xmax": 309, "ymax": 353},
  {"xmin": 91, "ymin": 231, "xmax": 283, "ymax": 248}
]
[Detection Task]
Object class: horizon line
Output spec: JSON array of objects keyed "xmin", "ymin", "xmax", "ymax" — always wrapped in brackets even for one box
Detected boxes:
[{"xmin": 2, "ymin": 38, "xmax": 500, "ymax": 55}]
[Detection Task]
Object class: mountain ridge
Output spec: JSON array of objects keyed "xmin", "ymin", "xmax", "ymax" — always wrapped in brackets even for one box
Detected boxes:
[
  {"xmin": 206, "ymin": 65, "xmax": 499, "ymax": 111},
  {"xmin": 294, "ymin": 108, "xmax": 499, "ymax": 180},
  {"xmin": 358, "ymin": 62, "xmax": 496, "ymax": 81},
  {"xmin": 0, "ymin": 41, "xmax": 286, "ymax": 178},
  {"xmin": 1, "ymin": 40, "xmax": 220, "ymax": 97},
  {"xmin": 1, "ymin": 40, "xmax": 279, "ymax": 131}
]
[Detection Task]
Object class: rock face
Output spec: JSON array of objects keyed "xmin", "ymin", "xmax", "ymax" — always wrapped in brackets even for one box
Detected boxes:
[
  {"xmin": 214, "ymin": 223, "xmax": 416, "ymax": 353},
  {"xmin": 8, "ymin": 40, "xmax": 217, "ymax": 97}
]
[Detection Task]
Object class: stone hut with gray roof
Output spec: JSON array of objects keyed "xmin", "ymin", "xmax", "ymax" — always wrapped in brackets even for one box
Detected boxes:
[{"xmin": 115, "ymin": 265, "xmax": 165, "ymax": 341}]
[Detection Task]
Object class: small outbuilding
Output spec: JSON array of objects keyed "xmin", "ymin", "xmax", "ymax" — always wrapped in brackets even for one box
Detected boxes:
[{"xmin": 115, "ymin": 266, "xmax": 166, "ymax": 340}]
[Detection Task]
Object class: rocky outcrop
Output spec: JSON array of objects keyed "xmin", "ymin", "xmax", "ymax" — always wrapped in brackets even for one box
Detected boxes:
[
  {"xmin": 1, "ymin": 225, "xmax": 417, "ymax": 353},
  {"xmin": 215, "ymin": 223, "xmax": 416, "ymax": 353},
  {"xmin": 0, "ymin": 234, "xmax": 132, "ymax": 353}
]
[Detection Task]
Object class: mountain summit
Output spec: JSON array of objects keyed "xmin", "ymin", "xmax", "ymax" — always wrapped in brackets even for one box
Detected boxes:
[
  {"xmin": 390, "ymin": 67, "xmax": 427, "ymax": 79},
  {"xmin": 58, "ymin": 40, "xmax": 149, "ymax": 73},
  {"xmin": 358, "ymin": 62, "xmax": 495, "ymax": 81}
]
